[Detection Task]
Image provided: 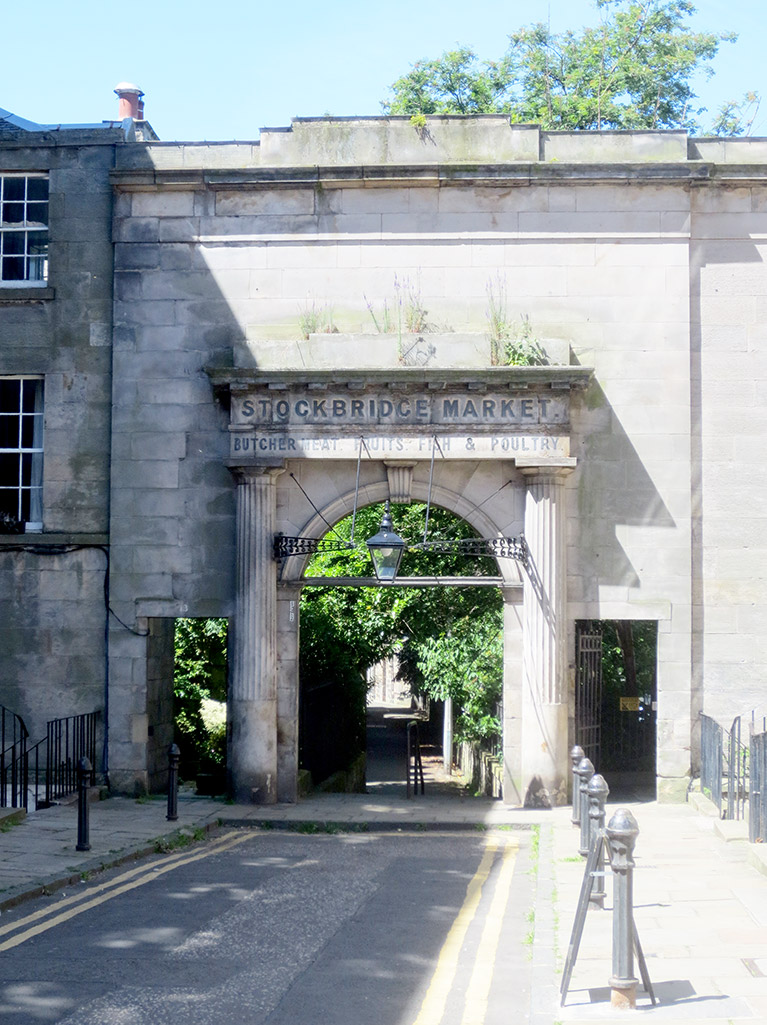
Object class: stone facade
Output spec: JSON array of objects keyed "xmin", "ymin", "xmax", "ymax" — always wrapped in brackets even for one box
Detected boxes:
[
  {"xmin": 0, "ymin": 122, "xmax": 120, "ymax": 747},
  {"xmin": 3, "ymin": 113, "xmax": 766, "ymax": 802}
]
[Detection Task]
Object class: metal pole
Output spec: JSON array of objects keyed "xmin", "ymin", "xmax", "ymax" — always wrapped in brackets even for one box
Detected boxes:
[
  {"xmin": 606, "ymin": 808, "xmax": 640, "ymax": 1010},
  {"xmin": 570, "ymin": 744, "xmax": 585, "ymax": 825},
  {"xmin": 587, "ymin": 773, "xmax": 610, "ymax": 907},
  {"xmin": 576, "ymin": 757, "xmax": 595, "ymax": 856},
  {"xmin": 443, "ymin": 696, "xmax": 453, "ymax": 775},
  {"xmin": 76, "ymin": 756, "xmax": 92, "ymax": 852},
  {"xmin": 167, "ymin": 743, "xmax": 180, "ymax": 822},
  {"xmin": 406, "ymin": 723, "xmax": 412, "ymax": 799}
]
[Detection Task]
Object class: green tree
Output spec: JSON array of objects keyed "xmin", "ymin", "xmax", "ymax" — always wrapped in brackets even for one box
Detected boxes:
[
  {"xmin": 300, "ymin": 503, "xmax": 504, "ymax": 745},
  {"xmin": 383, "ymin": 0, "xmax": 756, "ymax": 135},
  {"xmin": 382, "ymin": 47, "xmax": 514, "ymax": 116},
  {"xmin": 600, "ymin": 620, "xmax": 657, "ymax": 698},
  {"xmin": 415, "ymin": 609, "xmax": 504, "ymax": 742},
  {"xmin": 173, "ymin": 618, "xmax": 228, "ymax": 771}
]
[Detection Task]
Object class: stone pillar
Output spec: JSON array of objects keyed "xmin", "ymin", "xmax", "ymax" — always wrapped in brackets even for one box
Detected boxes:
[
  {"xmin": 501, "ymin": 586, "xmax": 523, "ymax": 805},
  {"xmin": 520, "ymin": 466, "xmax": 572, "ymax": 807},
  {"xmin": 276, "ymin": 583, "xmax": 301, "ymax": 802},
  {"xmin": 229, "ymin": 464, "xmax": 284, "ymax": 804}
]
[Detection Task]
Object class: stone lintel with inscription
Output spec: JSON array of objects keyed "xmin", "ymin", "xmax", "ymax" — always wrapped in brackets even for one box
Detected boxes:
[{"xmin": 207, "ymin": 367, "xmax": 592, "ymax": 462}]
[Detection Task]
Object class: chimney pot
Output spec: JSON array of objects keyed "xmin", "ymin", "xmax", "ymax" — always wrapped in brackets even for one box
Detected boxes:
[{"xmin": 114, "ymin": 82, "xmax": 144, "ymax": 120}]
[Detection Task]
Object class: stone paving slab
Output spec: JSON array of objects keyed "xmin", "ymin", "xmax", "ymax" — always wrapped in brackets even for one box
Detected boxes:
[{"xmin": 552, "ymin": 802, "xmax": 767, "ymax": 1023}]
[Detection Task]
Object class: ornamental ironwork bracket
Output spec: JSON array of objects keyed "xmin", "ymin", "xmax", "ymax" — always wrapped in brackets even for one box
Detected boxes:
[
  {"xmin": 274, "ymin": 532, "xmax": 528, "ymax": 566},
  {"xmin": 273, "ymin": 534, "xmax": 356, "ymax": 560},
  {"xmin": 412, "ymin": 536, "xmax": 528, "ymax": 565}
]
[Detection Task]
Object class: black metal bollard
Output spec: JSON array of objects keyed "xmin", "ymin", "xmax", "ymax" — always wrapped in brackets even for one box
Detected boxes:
[
  {"xmin": 576, "ymin": 757, "xmax": 595, "ymax": 856},
  {"xmin": 570, "ymin": 745, "xmax": 585, "ymax": 825},
  {"xmin": 167, "ymin": 743, "xmax": 180, "ymax": 822},
  {"xmin": 587, "ymin": 773, "xmax": 610, "ymax": 907},
  {"xmin": 606, "ymin": 808, "xmax": 640, "ymax": 1010},
  {"xmin": 76, "ymin": 756, "xmax": 92, "ymax": 852}
]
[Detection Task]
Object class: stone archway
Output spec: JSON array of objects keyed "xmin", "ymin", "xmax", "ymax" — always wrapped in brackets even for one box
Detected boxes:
[{"xmin": 210, "ymin": 366, "xmax": 590, "ymax": 805}]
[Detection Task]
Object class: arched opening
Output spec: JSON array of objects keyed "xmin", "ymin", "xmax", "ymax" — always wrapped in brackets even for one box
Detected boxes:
[{"xmin": 297, "ymin": 500, "xmax": 506, "ymax": 796}]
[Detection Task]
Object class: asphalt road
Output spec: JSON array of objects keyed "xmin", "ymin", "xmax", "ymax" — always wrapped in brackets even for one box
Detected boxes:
[{"xmin": 0, "ymin": 828, "xmax": 536, "ymax": 1025}]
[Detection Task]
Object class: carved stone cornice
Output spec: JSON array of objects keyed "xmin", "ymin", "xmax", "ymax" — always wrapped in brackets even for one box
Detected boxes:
[{"xmin": 207, "ymin": 365, "xmax": 593, "ymax": 393}]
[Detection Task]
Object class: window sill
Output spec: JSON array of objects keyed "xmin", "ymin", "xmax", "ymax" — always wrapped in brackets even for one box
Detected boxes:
[
  {"xmin": 0, "ymin": 285, "xmax": 55, "ymax": 302},
  {"xmin": 0, "ymin": 532, "xmax": 108, "ymax": 546}
]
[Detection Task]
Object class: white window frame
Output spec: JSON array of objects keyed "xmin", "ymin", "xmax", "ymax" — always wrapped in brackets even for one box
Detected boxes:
[
  {"xmin": 0, "ymin": 174, "xmax": 49, "ymax": 286},
  {"xmin": 0, "ymin": 376, "xmax": 44, "ymax": 531}
]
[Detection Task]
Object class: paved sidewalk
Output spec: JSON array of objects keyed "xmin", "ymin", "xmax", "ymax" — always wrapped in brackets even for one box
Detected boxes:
[
  {"xmin": 0, "ymin": 792, "xmax": 224, "ymax": 909},
  {"xmin": 551, "ymin": 800, "xmax": 767, "ymax": 1023},
  {"xmin": 1, "ymin": 789, "xmax": 766, "ymax": 1023}
]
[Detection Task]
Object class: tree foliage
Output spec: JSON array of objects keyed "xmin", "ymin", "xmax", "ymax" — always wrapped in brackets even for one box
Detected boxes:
[
  {"xmin": 173, "ymin": 618, "xmax": 228, "ymax": 771},
  {"xmin": 415, "ymin": 610, "xmax": 503, "ymax": 741},
  {"xmin": 600, "ymin": 620, "xmax": 657, "ymax": 698},
  {"xmin": 383, "ymin": 0, "xmax": 757, "ymax": 135},
  {"xmin": 300, "ymin": 502, "xmax": 505, "ymax": 743}
]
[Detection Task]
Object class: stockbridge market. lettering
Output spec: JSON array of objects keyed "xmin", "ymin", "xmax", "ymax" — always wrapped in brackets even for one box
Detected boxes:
[{"xmin": 236, "ymin": 393, "xmax": 566, "ymax": 426}]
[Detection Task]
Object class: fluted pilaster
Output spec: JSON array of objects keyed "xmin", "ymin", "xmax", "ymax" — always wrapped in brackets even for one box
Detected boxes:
[
  {"xmin": 229, "ymin": 464, "xmax": 285, "ymax": 803},
  {"xmin": 232, "ymin": 466, "xmax": 283, "ymax": 702},
  {"xmin": 520, "ymin": 466, "xmax": 572, "ymax": 807},
  {"xmin": 523, "ymin": 469, "xmax": 568, "ymax": 705}
]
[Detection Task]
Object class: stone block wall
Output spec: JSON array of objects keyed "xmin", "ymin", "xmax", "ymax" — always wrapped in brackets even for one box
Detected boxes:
[
  {"xmin": 0, "ymin": 134, "xmax": 119, "ymax": 746},
  {"xmin": 0, "ymin": 544, "xmax": 107, "ymax": 744},
  {"xmin": 103, "ymin": 124, "xmax": 767, "ymax": 794},
  {"xmin": 692, "ymin": 186, "xmax": 767, "ymax": 730},
  {"xmin": 110, "ymin": 140, "xmax": 694, "ymax": 795}
]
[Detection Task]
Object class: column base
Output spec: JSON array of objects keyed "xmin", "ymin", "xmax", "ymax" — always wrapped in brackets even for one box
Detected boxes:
[
  {"xmin": 229, "ymin": 697, "xmax": 278, "ymax": 804},
  {"xmin": 521, "ymin": 701, "xmax": 568, "ymax": 808}
]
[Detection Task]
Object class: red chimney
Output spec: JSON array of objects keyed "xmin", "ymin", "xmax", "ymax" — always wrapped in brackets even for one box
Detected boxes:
[{"xmin": 114, "ymin": 83, "xmax": 144, "ymax": 120}]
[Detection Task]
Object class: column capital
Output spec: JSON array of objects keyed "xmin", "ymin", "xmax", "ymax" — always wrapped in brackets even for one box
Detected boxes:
[
  {"xmin": 518, "ymin": 458, "xmax": 576, "ymax": 482},
  {"xmin": 226, "ymin": 460, "xmax": 286, "ymax": 484}
]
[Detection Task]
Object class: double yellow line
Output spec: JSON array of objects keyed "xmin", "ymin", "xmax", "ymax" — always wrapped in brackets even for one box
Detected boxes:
[
  {"xmin": 411, "ymin": 838, "xmax": 519, "ymax": 1025},
  {"xmin": 0, "ymin": 830, "xmax": 250, "ymax": 952}
]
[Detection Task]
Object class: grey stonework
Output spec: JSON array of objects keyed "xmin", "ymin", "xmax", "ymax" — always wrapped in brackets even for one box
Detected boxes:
[
  {"xmin": 4, "ymin": 114, "xmax": 767, "ymax": 802},
  {"xmin": 0, "ymin": 127, "xmax": 120, "ymax": 750}
]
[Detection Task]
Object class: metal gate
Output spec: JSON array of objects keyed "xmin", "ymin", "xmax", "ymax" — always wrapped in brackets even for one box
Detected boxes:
[{"xmin": 575, "ymin": 622, "xmax": 603, "ymax": 768}]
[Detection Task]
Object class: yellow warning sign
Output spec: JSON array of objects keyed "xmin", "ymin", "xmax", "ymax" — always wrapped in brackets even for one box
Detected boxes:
[{"xmin": 620, "ymin": 697, "xmax": 641, "ymax": 711}]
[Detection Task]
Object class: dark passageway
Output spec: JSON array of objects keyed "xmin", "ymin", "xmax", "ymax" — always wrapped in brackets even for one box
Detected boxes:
[{"xmin": 365, "ymin": 700, "xmax": 469, "ymax": 797}]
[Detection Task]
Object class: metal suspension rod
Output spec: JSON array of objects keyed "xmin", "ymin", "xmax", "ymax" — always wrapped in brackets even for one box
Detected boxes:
[
  {"xmin": 289, "ymin": 472, "xmax": 347, "ymax": 542},
  {"xmin": 423, "ymin": 436, "xmax": 443, "ymax": 544},
  {"xmin": 349, "ymin": 437, "xmax": 364, "ymax": 544}
]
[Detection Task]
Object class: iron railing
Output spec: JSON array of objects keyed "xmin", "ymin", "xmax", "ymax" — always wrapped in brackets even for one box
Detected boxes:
[
  {"xmin": 2, "ymin": 710, "xmax": 99, "ymax": 812},
  {"xmin": 700, "ymin": 713, "xmax": 723, "ymax": 813},
  {"xmin": 0, "ymin": 704, "xmax": 29, "ymax": 810},
  {"xmin": 726, "ymin": 715, "xmax": 749, "ymax": 821},
  {"xmin": 750, "ymin": 730, "xmax": 767, "ymax": 844},
  {"xmin": 575, "ymin": 624, "xmax": 603, "ymax": 769},
  {"xmin": 41, "ymin": 711, "xmax": 99, "ymax": 807},
  {"xmin": 701, "ymin": 710, "xmax": 765, "ymax": 833}
]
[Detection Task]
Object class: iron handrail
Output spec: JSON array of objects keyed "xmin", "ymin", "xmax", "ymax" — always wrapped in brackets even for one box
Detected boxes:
[
  {"xmin": 750, "ymin": 729, "xmax": 766, "ymax": 844},
  {"xmin": 700, "ymin": 711, "xmax": 755, "ymax": 824},
  {"xmin": 727, "ymin": 716, "xmax": 749, "ymax": 821},
  {"xmin": 0, "ymin": 705, "xmax": 29, "ymax": 811},
  {"xmin": 406, "ymin": 720, "xmax": 425, "ymax": 798},
  {"xmin": 700, "ymin": 713, "xmax": 723, "ymax": 813}
]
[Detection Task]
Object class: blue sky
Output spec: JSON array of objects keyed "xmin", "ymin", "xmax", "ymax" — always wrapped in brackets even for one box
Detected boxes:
[{"xmin": 3, "ymin": 0, "xmax": 763, "ymax": 141}]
